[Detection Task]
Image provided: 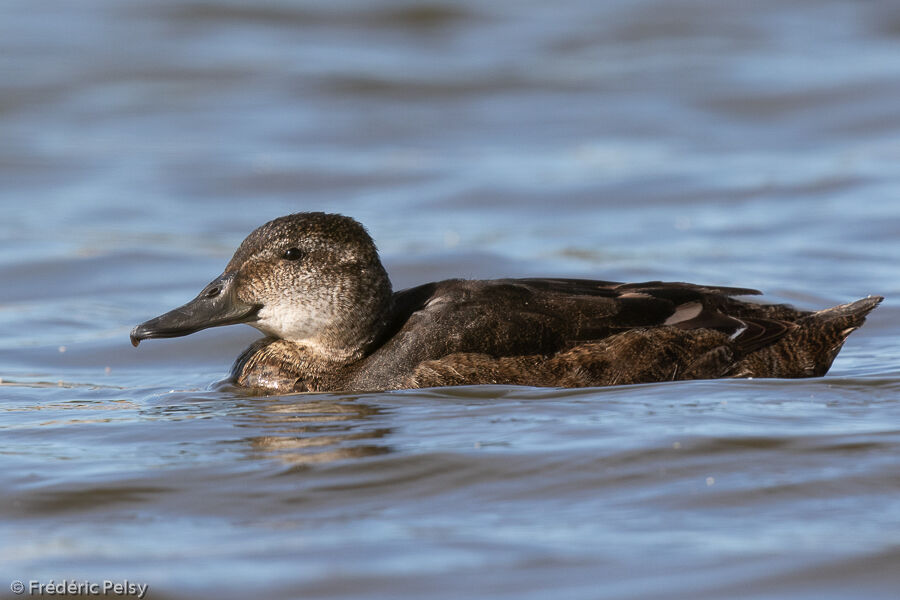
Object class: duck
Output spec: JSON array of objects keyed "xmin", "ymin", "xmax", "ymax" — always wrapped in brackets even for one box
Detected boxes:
[{"xmin": 130, "ymin": 212, "xmax": 883, "ymax": 393}]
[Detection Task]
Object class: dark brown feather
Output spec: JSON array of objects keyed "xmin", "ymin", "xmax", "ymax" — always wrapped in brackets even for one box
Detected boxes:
[
  {"xmin": 232, "ymin": 275, "xmax": 882, "ymax": 391},
  {"xmin": 134, "ymin": 213, "xmax": 883, "ymax": 393}
]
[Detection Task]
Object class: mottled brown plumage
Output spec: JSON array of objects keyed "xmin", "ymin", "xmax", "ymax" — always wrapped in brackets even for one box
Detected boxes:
[{"xmin": 131, "ymin": 212, "xmax": 883, "ymax": 393}]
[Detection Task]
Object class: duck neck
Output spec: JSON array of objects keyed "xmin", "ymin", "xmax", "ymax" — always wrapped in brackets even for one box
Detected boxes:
[{"xmin": 293, "ymin": 271, "xmax": 394, "ymax": 366}]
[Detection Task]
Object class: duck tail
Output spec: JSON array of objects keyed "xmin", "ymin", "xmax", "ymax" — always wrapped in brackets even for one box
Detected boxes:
[
  {"xmin": 796, "ymin": 295, "xmax": 884, "ymax": 376},
  {"xmin": 730, "ymin": 295, "xmax": 883, "ymax": 378},
  {"xmin": 811, "ymin": 295, "xmax": 883, "ymax": 324}
]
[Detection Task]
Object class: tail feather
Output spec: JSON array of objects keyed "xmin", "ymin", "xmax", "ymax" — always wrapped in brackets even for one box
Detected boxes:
[
  {"xmin": 805, "ymin": 296, "xmax": 883, "ymax": 374},
  {"xmin": 811, "ymin": 295, "xmax": 883, "ymax": 323},
  {"xmin": 730, "ymin": 295, "xmax": 883, "ymax": 378},
  {"xmin": 810, "ymin": 296, "xmax": 884, "ymax": 318}
]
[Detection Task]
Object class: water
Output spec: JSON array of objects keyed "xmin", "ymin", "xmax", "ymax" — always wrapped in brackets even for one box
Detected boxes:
[{"xmin": 2, "ymin": 0, "xmax": 900, "ymax": 598}]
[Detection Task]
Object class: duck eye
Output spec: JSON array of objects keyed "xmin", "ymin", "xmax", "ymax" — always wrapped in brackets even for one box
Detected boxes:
[{"xmin": 283, "ymin": 247, "xmax": 303, "ymax": 261}]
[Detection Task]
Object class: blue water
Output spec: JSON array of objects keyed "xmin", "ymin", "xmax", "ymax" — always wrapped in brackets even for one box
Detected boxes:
[{"xmin": 2, "ymin": 1, "xmax": 900, "ymax": 598}]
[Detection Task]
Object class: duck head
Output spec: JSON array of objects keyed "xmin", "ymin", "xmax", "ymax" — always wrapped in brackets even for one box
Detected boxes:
[{"xmin": 130, "ymin": 212, "xmax": 393, "ymax": 361}]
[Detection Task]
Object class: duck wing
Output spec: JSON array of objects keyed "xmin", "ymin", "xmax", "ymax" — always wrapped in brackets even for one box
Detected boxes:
[
  {"xmin": 355, "ymin": 278, "xmax": 797, "ymax": 389},
  {"xmin": 509, "ymin": 278, "xmax": 794, "ymax": 354}
]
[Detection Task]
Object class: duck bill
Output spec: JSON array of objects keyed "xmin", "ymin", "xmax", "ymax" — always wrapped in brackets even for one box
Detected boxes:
[{"xmin": 130, "ymin": 273, "xmax": 261, "ymax": 347}]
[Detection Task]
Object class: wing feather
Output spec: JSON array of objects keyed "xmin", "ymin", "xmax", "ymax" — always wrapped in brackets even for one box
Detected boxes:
[{"xmin": 365, "ymin": 277, "xmax": 798, "ymax": 381}]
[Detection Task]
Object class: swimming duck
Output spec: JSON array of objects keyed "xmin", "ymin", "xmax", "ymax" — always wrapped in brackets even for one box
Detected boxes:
[{"xmin": 130, "ymin": 212, "xmax": 882, "ymax": 393}]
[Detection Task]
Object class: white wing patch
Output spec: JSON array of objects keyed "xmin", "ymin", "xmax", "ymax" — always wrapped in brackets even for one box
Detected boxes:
[
  {"xmin": 729, "ymin": 323, "xmax": 748, "ymax": 339},
  {"xmin": 664, "ymin": 301, "xmax": 703, "ymax": 325},
  {"xmin": 424, "ymin": 295, "xmax": 451, "ymax": 309}
]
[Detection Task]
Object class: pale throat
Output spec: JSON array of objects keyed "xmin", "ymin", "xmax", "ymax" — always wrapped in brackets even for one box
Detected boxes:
[{"xmin": 250, "ymin": 302, "xmax": 366, "ymax": 361}]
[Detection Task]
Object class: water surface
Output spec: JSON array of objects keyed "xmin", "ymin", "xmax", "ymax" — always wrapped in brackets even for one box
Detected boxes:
[{"xmin": 2, "ymin": 1, "xmax": 900, "ymax": 598}]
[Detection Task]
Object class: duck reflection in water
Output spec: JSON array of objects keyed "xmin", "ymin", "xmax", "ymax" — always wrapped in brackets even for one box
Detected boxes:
[{"xmin": 226, "ymin": 387, "xmax": 392, "ymax": 465}]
